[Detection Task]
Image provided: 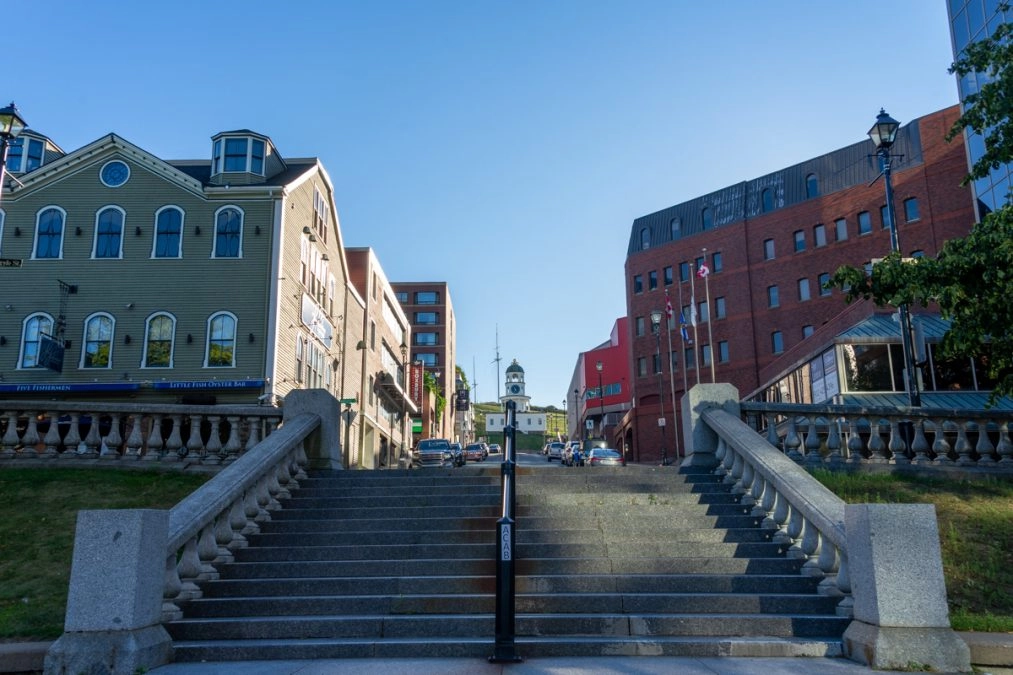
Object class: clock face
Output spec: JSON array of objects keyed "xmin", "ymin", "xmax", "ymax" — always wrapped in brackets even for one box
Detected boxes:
[
  {"xmin": 100, "ymin": 160, "xmax": 130, "ymax": 187},
  {"xmin": 510, "ymin": 384, "xmax": 520, "ymax": 394}
]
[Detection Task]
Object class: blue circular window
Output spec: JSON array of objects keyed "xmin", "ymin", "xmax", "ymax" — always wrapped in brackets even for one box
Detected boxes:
[{"xmin": 100, "ymin": 160, "xmax": 130, "ymax": 187}]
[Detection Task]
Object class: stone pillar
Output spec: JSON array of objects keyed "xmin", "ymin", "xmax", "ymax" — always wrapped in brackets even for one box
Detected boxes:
[
  {"xmin": 44, "ymin": 509, "xmax": 172, "ymax": 675},
  {"xmin": 284, "ymin": 389, "xmax": 342, "ymax": 469},
  {"xmin": 680, "ymin": 383, "xmax": 739, "ymax": 467},
  {"xmin": 842, "ymin": 503, "xmax": 971, "ymax": 672}
]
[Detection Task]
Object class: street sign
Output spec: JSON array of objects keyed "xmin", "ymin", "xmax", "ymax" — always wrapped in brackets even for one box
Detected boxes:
[
  {"xmin": 340, "ymin": 397, "xmax": 357, "ymax": 405},
  {"xmin": 585, "ymin": 420, "xmax": 593, "ymax": 429},
  {"xmin": 0, "ymin": 258, "xmax": 23, "ymax": 268},
  {"xmin": 658, "ymin": 418, "xmax": 666, "ymax": 427}
]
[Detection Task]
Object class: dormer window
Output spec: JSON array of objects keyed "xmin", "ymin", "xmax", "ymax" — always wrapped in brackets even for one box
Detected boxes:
[
  {"xmin": 6, "ymin": 136, "xmax": 45, "ymax": 173},
  {"xmin": 212, "ymin": 136, "xmax": 266, "ymax": 175}
]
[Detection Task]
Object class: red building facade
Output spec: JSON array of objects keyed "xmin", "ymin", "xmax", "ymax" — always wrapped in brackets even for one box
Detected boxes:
[{"xmin": 620, "ymin": 106, "xmax": 975, "ymax": 464}]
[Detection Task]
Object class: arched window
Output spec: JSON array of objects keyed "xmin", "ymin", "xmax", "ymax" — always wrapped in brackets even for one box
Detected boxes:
[
  {"xmin": 33, "ymin": 207, "xmax": 65, "ymax": 259},
  {"xmin": 701, "ymin": 207, "xmax": 713, "ymax": 230},
  {"xmin": 670, "ymin": 217, "xmax": 680, "ymax": 239},
  {"xmin": 806, "ymin": 173, "xmax": 819, "ymax": 198},
  {"xmin": 206, "ymin": 312, "xmax": 237, "ymax": 368},
  {"xmin": 93, "ymin": 206, "xmax": 124, "ymax": 259},
  {"xmin": 153, "ymin": 206, "xmax": 184, "ymax": 258},
  {"xmin": 761, "ymin": 188, "xmax": 773, "ymax": 213},
  {"xmin": 213, "ymin": 206, "xmax": 243, "ymax": 258},
  {"xmin": 143, "ymin": 313, "xmax": 176, "ymax": 368},
  {"xmin": 82, "ymin": 313, "xmax": 114, "ymax": 368},
  {"xmin": 20, "ymin": 313, "xmax": 55, "ymax": 368},
  {"xmin": 640, "ymin": 227, "xmax": 650, "ymax": 250}
]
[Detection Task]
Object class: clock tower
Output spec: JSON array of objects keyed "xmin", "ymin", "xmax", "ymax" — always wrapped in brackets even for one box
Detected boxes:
[{"xmin": 500, "ymin": 359, "xmax": 531, "ymax": 412}]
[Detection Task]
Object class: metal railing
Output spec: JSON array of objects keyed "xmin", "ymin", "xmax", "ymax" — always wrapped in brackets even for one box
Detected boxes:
[{"xmin": 489, "ymin": 400, "xmax": 521, "ymax": 663}]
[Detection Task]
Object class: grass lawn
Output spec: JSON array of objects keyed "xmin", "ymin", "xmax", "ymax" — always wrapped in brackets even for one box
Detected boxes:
[
  {"xmin": 812, "ymin": 469, "xmax": 1013, "ymax": 632},
  {"xmin": 1, "ymin": 465, "xmax": 1009, "ymax": 640},
  {"xmin": 0, "ymin": 467, "xmax": 209, "ymax": 641}
]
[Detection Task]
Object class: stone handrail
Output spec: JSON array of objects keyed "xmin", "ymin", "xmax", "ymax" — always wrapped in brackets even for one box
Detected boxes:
[
  {"xmin": 44, "ymin": 390, "xmax": 343, "ymax": 675},
  {"xmin": 0, "ymin": 400, "xmax": 283, "ymax": 467},
  {"xmin": 686, "ymin": 384, "xmax": 971, "ymax": 672},
  {"xmin": 739, "ymin": 401, "xmax": 1013, "ymax": 470},
  {"xmin": 701, "ymin": 407, "xmax": 851, "ymax": 611}
]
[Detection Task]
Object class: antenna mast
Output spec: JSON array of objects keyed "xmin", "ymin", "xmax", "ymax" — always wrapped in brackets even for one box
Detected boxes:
[{"xmin": 492, "ymin": 325, "xmax": 502, "ymax": 407}]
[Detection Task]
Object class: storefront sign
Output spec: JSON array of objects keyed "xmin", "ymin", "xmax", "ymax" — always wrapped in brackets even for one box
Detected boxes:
[
  {"xmin": 0, "ymin": 382, "xmax": 140, "ymax": 394},
  {"xmin": 152, "ymin": 379, "xmax": 265, "ymax": 390}
]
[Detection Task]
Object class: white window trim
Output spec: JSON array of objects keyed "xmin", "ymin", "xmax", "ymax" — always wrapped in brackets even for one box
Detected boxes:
[
  {"xmin": 17, "ymin": 312, "xmax": 55, "ymax": 369},
  {"xmin": 211, "ymin": 205, "xmax": 244, "ymax": 259},
  {"xmin": 92, "ymin": 205, "xmax": 126, "ymax": 259},
  {"xmin": 151, "ymin": 205, "xmax": 185, "ymax": 258},
  {"xmin": 80, "ymin": 312, "xmax": 116, "ymax": 369},
  {"xmin": 141, "ymin": 312, "xmax": 176, "ymax": 369},
  {"xmin": 204, "ymin": 311, "xmax": 238, "ymax": 369},
  {"xmin": 32, "ymin": 205, "xmax": 67, "ymax": 260}
]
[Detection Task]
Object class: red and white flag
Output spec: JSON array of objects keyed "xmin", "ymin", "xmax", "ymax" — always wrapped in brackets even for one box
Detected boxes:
[
  {"xmin": 697, "ymin": 263, "xmax": 710, "ymax": 278},
  {"xmin": 665, "ymin": 290, "xmax": 674, "ymax": 320}
]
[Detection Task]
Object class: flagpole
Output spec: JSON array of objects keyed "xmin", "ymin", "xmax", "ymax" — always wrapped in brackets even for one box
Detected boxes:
[
  {"xmin": 702, "ymin": 248, "xmax": 715, "ymax": 383},
  {"xmin": 677, "ymin": 280, "xmax": 689, "ymax": 394},
  {"xmin": 664, "ymin": 290, "xmax": 680, "ymax": 461},
  {"xmin": 690, "ymin": 262, "xmax": 700, "ymax": 385}
]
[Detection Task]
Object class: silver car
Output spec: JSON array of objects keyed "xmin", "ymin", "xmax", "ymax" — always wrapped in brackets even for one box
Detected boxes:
[{"xmin": 414, "ymin": 438, "xmax": 451, "ymax": 467}]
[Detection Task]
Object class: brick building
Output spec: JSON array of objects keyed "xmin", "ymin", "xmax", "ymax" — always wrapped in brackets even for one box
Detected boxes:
[{"xmin": 620, "ymin": 106, "xmax": 975, "ymax": 463}]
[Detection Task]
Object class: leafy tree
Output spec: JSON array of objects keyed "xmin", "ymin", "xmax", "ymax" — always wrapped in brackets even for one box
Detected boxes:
[
  {"xmin": 423, "ymin": 371, "xmax": 446, "ymax": 422},
  {"xmin": 829, "ymin": 11, "xmax": 1013, "ymax": 403}
]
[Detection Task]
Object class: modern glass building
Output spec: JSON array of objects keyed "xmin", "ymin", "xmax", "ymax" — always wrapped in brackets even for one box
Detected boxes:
[{"xmin": 948, "ymin": 0, "xmax": 1013, "ymax": 217}]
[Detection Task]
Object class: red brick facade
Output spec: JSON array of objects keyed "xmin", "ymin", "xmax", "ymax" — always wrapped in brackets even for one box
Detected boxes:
[{"xmin": 621, "ymin": 106, "xmax": 974, "ymax": 463}]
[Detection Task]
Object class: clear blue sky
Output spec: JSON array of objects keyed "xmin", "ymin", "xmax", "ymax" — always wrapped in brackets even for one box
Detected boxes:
[{"xmin": 14, "ymin": 1, "xmax": 959, "ymax": 407}]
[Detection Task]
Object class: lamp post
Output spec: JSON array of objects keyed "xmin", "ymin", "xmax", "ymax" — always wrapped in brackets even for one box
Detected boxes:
[
  {"xmin": 595, "ymin": 360, "xmax": 605, "ymax": 441},
  {"xmin": 574, "ymin": 387, "xmax": 582, "ymax": 440},
  {"xmin": 400, "ymin": 342, "xmax": 409, "ymax": 468},
  {"xmin": 0, "ymin": 103, "xmax": 27, "ymax": 200},
  {"xmin": 869, "ymin": 109, "xmax": 921, "ymax": 407},
  {"xmin": 562, "ymin": 397, "xmax": 567, "ymax": 440},
  {"xmin": 650, "ymin": 310, "xmax": 670, "ymax": 466}
]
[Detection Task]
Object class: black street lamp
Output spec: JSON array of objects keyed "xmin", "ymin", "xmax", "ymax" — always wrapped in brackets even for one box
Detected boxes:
[
  {"xmin": 400, "ymin": 341, "xmax": 409, "ymax": 468},
  {"xmin": 650, "ymin": 310, "xmax": 670, "ymax": 466},
  {"xmin": 0, "ymin": 103, "xmax": 27, "ymax": 199},
  {"xmin": 869, "ymin": 109, "xmax": 921, "ymax": 407},
  {"xmin": 562, "ymin": 397, "xmax": 567, "ymax": 440},
  {"xmin": 595, "ymin": 360, "xmax": 605, "ymax": 441}
]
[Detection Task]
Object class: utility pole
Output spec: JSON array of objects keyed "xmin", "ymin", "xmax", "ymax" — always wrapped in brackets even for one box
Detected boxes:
[{"xmin": 492, "ymin": 325, "xmax": 502, "ymax": 407}]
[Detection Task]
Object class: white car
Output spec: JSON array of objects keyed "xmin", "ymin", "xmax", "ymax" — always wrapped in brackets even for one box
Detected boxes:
[{"xmin": 546, "ymin": 441, "xmax": 565, "ymax": 462}]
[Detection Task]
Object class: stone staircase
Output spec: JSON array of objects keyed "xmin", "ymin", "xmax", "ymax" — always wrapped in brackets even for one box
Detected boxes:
[{"xmin": 166, "ymin": 463, "xmax": 849, "ymax": 661}]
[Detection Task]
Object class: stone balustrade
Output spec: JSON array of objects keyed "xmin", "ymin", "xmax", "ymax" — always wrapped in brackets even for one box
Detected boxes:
[
  {"xmin": 740, "ymin": 401, "xmax": 1013, "ymax": 470},
  {"xmin": 0, "ymin": 400, "xmax": 283, "ymax": 467}
]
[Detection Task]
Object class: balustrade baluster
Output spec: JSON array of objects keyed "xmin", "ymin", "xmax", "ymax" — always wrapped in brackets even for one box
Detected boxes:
[
  {"xmin": 727, "ymin": 446, "xmax": 743, "ymax": 489},
  {"xmin": 103, "ymin": 414, "xmax": 123, "ymax": 458},
  {"xmin": 41, "ymin": 411, "xmax": 61, "ymax": 459},
  {"xmin": 241, "ymin": 489, "xmax": 261, "ymax": 535},
  {"xmin": 847, "ymin": 417, "xmax": 865, "ymax": 463},
  {"xmin": 998, "ymin": 421, "xmax": 1013, "ymax": 464},
  {"xmin": 784, "ymin": 417, "xmax": 803, "ymax": 462},
  {"xmin": 213, "ymin": 512, "xmax": 236, "ymax": 564},
  {"xmin": 756, "ymin": 476, "xmax": 777, "ymax": 522},
  {"xmin": 817, "ymin": 541, "xmax": 841, "ymax": 597},
  {"xmin": 266, "ymin": 466, "xmax": 285, "ymax": 509},
  {"xmin": 123, "ymin": 415, "xmax": 144, "ymax": 459},
  {"xmin": 910, "ymin": 419, "xmax": 931, "ymax": 464},
  {"xmin": 786, "ymin": 507, "xmax": 805, "ymax": 559},
  {"xmin": 144, "ymin": 414, "xmax": 164, "ymax": 461},
  {"xmin": 713, "ymin": 436, "xmax": 728, "ymax": 477},
  {"xmin": 803, "ymin": 415, "xmax": 823, "ymax": 467},
  {"xmin": 61, "ymin": 413, "xmax": 83, "ymax": 460},
  {"xmin": 770, "ymin": 492, "xmax": 791, "ymax": 542},
  {"xmin": 734, "ymin": 458, "xmax": 752, "ymax": 501},
  {"xmin": 867, "ymin": 419, "xmax": 888, "ymax": 462},
  {"xmin": 835, "ymin": 552, "xmax": 854, "ymax": 618},
  {"xmin": 274, "ymin": 455, "xmax": 293, "ymax": 501},
  {"xmin": 186, "ymin": 414, "xmax": 207, "ymax": 464},
  {"xmin": 196, "ymin": 526, "xmax": 220, "ymax": 581},
  {"xmin": 975, "ymin": 418, "xmax": 997, "ymax": 464},
  {"xmin": 1, "ymin": 411, "xmax": 20, "ymax": 458},
  {"xmin": 176, "ymin": 536, "xmax": 203, "ymax": 602},
  {"xmin": 227, "ymin": 499, "xmax": 249, "ymax": 550},
  {"xmin": 800, "ymin": 519, "xmax": 823, "ymax": 576},
  {"xmin": 164, "ymin": 414, "xmax": 184, "ymax": 462},
  {"xmin": 291, "ymin": 443, "xmax": 309, "ymax": 482},
  {"xmin": 932, "ymin": 418, "xmax": 953, "ymax": 463},
  {"xmin": 954, "ymin": 419, "xmax": 975, "ymax": 466},
  {"xmin": 20, "ymin": 415, "xmax": 40, "ymax": 459},
  {"xmin": 162, "ymin": 553, "xmax": 184, "ymax": 623},
  {"xmin": 205, "ymin": 416, "xmax": 224, "ymax": 464},
  {"xmin": 245, "ymin": 416, "xmax": 262, "ymax": 451},
  {"xmin": 887, "ymin": 419, "xmax": 910, "ymax": 464},
  {"xmin": 825, "ymin": 417, "xmax": 844, "ymax": 466},
  {"xmin": 80, "ymin": 414, "xmax": 102, "ymax": 459},
  {"xmin": 765, "ymin": 412, "xmax": 780, "ymax": 449},
  {"xmin": 254, "ymin": 477, "xmax": 272, "ymax": 522},
  {"xmin": 223, "ymin": 416, "xmax": 242, "ymax": 463},
  {"xmin": 743, "ymin": 462, "xmax": 761, "ymax": 508}
]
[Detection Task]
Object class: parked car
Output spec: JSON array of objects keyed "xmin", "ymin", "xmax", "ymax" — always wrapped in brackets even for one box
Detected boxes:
[
  {"xmin": 414, "ymin": 438, "xmax": 452, "ymax": 467},
  {"xmin": 448, "ymin": 442, "xmax": 466, "ymax": 467},
  {"xmin": 464, "ymin": 443, "xmax": 487, "ymax": 462},
  {"xmin": 587, "ymin": 448, "xmax": 625, "ymax": 466},
  {"xmin": 546, "ymin": 441, "xmax": 565, "ymax": 462}
]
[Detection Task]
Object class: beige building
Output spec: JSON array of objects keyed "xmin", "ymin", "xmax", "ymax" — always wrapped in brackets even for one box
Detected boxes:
[{"xmin": 0, "ymin": 115, "xmax": 413, "ymax": 468}]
